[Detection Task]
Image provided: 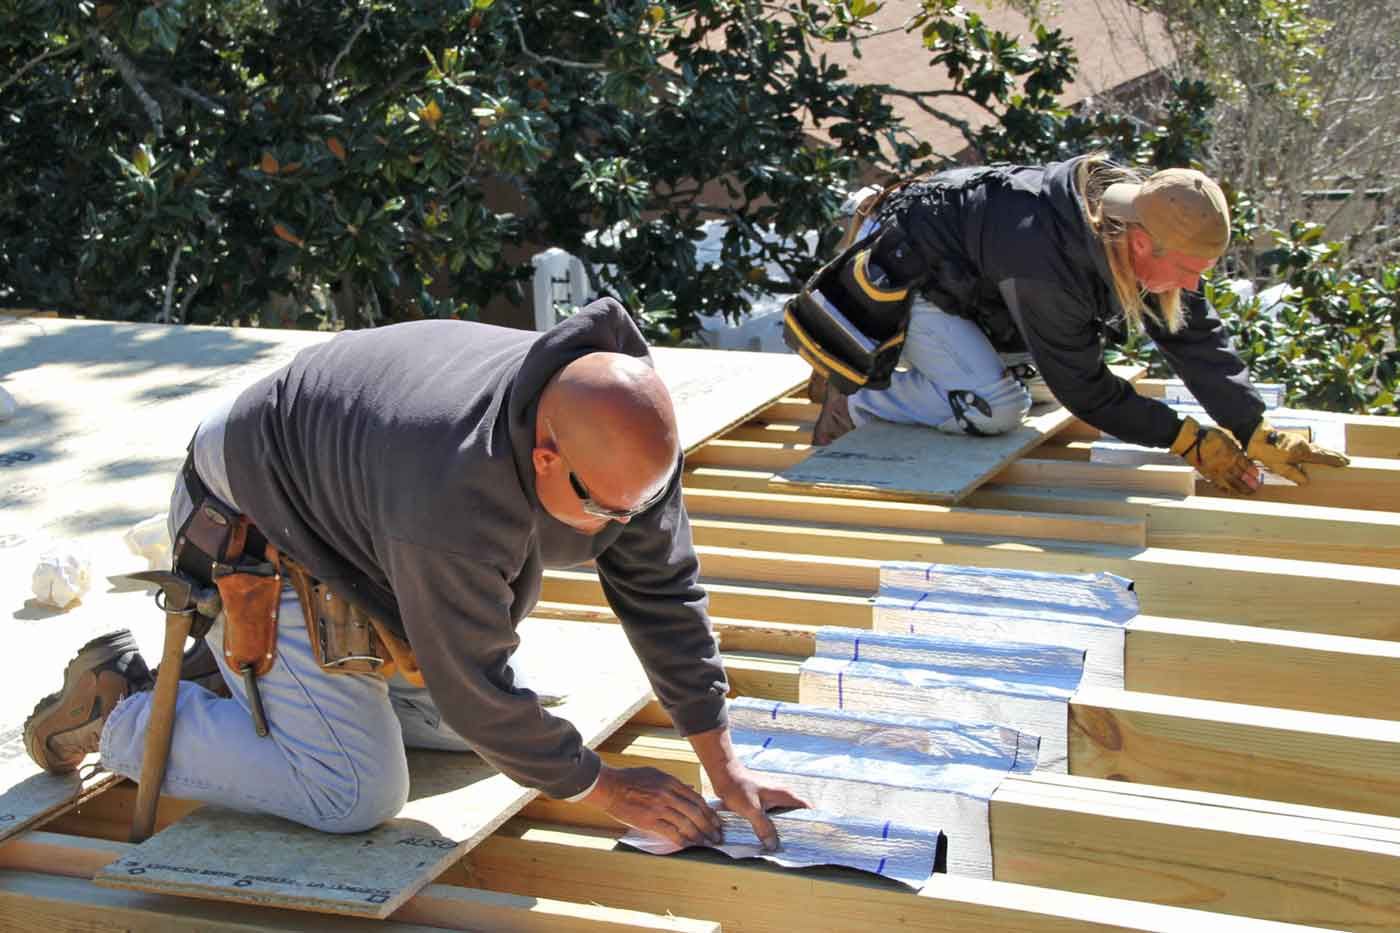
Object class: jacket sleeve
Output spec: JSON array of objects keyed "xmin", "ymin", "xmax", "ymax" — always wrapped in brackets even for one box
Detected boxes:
[
  {"xmin": 1000, "ymin": 277, "xmax": 1185, "ymax": 448},
  {"xmin": 383, "ymin": 537, "xmax": 601, "ymax": 799},
  {"xmin": 594, "ymin": 460, "xmax": 729, "ymax": 737},
  {"xmin": 1144, "ymin": 290, "xmax": 1267, "ymax": 444}
]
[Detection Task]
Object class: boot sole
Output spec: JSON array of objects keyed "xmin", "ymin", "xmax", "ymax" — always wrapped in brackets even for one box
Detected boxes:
[{"xmin": 23, "ymin": 629, "xmax": 138, "ymax": 774}]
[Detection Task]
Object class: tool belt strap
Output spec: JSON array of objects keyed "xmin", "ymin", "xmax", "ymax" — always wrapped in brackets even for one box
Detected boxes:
[{"xmin": 174, "ymin": 448, "xmax": 282, "ymax": 677}]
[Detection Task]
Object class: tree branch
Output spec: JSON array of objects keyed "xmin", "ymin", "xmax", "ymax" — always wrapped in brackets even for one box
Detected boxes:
[
  {"xmin": 325, "ymin": 7, "xmax": 372, "ymax": 88},
  {"xmin": 0, "ymin": 40, "xmax": 81, "ymax": 96},
  {"xmin": 90, "ymin": 31, "xmax": 163, "ymax": 138},
  {"xmin": 509, "ymin": 10, "xmax": 606, "ymax": 71},
  {"xmin": 177, "ymin": 270, "xmax": 205, "ymax": 324},
  {"xmin": 160, "ymin": 245, "xmax": 182, "ymax": 324}
]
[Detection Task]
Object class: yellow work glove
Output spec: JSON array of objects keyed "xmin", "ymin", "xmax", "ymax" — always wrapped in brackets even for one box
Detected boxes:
[
  {"xmin": 1170, "ymin": 416, "xmax": 1261, "ymax": 494},
  {"xmin": 1245, "ymin": 420, "xmax": 1350, "ymax": 485}
]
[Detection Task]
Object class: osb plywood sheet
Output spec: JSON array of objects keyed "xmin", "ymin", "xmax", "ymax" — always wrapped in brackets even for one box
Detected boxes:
[
  {"xmin": 772, "ymin": 366, "xmax": 1143, "ymax": 505},
  {"xmin": 93, "ymin": 620, "xmax": 651, "ymax": 918}
]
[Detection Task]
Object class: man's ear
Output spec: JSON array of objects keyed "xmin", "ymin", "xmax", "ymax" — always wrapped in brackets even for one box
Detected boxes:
[
  {"xmin": 531, "ymin": 446, "xmax": 561, "ymax": 476},
  {"xmin": 1127, "ymin": 225, "xmax": 1153, "ymax": 259}
]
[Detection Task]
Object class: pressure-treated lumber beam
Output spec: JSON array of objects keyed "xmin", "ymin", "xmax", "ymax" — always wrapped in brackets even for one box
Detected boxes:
[
  {"xmin": 537, "ymin": 597, "xmax": 1400, "ymax": 723},
  {"xmin": 1194, "ymin": 455, "xmax": 1400, "ymax": 511},
  {"xmin": 542, "ymin": 570, "xmax": 875, "ymax": 629},
  {"xmin": 965, "ymin": 483, "xmax": 1400, "ymax": 569},
  {"xmin": 682, "ymin": 485, "xmax": 1148, "ymax": 548},
  {"xmin": 1033, "ymin": 434, "xmax": 1400, "ymax": 511},
  {"xmin": 664, "ymin": 524, "xmax": 1400, "ymax": 639},
  {"xmin": 546, "ymin": 542, "xmax": 1400, "ymax": 639},
  {"xmin": 612, "ymin": 673, "xmax": 1400, "ymax": 820},
  {"xmin": 991, "ymin": 772, "xmax": 1400, "ymax": 930},
  {"xmin": 574, "ymin": 720, "xmax": 1400, "ymax": 929},
  {"xmin": 0, "ymin": 830, "xmax": 720, "ymax": 932},
  {"xmin": 462, "ymin": 818, "xmax": 1331, "ymax": 933},
  {"xmin": 1125, "ymin": 616, "xmax": 1400, "ymax": 718},
  {"xmin": 690, "ymin": 466, "xmax": 1400, "ymax": 570},
  {"xmin": 997, "ymin": 459, "xmax": 1197, "ymax": 496},
  {"xmin": 1346, "ymin": 420, "xmax": 1400, "ymax": 460},
  {"xmin": 1068, "ymin": 686, "xmax": 1400, "ymax": 817}
]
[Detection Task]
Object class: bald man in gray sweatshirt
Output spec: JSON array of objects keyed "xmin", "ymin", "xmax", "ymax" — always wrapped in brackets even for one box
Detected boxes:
[{"xmin": 25, "ymin": 298, "xmax": 803, "ymax": 850}]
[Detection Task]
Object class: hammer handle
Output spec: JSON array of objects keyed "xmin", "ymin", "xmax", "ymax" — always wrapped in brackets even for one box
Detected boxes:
[{"xmin": 130, "ymin": 612, "xmax": 193, "ymax": 843}]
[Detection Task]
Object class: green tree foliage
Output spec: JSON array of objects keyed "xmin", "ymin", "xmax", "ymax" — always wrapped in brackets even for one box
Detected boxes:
[{"xmin": 0, "ymin": 0, "xmax": 966, "ymax": 336}]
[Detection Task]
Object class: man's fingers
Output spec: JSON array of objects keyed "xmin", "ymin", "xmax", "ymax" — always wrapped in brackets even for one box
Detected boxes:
[
  {"xmin": 649, "ymin": 814, "xmax": 697, "ymax": 849},
  {"xmin": 660, "ymin": 792, "xmax": 721, "ymax": 844},
  {"xmin": 759, "ymin": 787, "xmax": 811, "ymax": 811},
  {"xmin": 1272, "ymin": 461, "xmax": 1310, "ymax": 486},
  {"xmin": 740, "ymin": 805, "xmax": 780, "ymax": 852},
  {"xmin": 670, "ymin": 802, "xmax": 722, "ymax": 846},
  {"xmin": 1307, "ymin": 448, "xmax": 1350, "ymax": 468}
]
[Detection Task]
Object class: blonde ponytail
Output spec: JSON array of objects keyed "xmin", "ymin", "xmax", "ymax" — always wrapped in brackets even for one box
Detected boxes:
[{"xmin": 1077, "ymin": 155, "xmax": 1184, "ymax": 334}]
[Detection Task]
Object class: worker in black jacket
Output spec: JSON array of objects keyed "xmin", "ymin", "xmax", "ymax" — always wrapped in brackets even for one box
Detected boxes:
[{"xmin": 811, "ymin": 154, "xmax": 1349, "ymax": 493}]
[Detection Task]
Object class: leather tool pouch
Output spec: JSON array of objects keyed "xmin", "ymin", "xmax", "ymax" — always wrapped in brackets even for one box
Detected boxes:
[
  {"xmin": 173, "ymin": 461, "xmax": 280, "ymax": 666},
  {"xmin": 284, "ymin": 558, "xmax": 383, "ymax": 677},
  {"xmin": 214, "ymin": 558, "xmax": 281, "ymax": 678}
]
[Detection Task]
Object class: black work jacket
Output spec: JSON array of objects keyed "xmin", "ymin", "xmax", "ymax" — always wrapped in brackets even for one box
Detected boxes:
[{"xmin": 875, "ymin": 157, "xmax": 1265, "ymax": 448}]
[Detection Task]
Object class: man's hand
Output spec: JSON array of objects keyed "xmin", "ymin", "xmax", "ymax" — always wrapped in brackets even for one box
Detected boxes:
[
  {"xmin": 1171, "ymin": 416, "xmax": 1261, "ymax": 494},
  {"xmin": 1246, "ymin": 421, "xmax": 1350, "ymax": 485},
  {"xmin": 582, "ymin": 764, "xmax": 722, "ymax": 850},
  {"xmin": 707, "ymin": 760, "xmax": 810, "ymax": 852},
  {"xmin": 687, "ymin": 725, "xmax": 809, "ymax": 852}
]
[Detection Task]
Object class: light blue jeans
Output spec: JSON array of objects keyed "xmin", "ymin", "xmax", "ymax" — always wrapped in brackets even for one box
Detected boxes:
[
  {"xmin": 848, "ymin": 297, "xmax": 1030, "ymax": 435},
  {"xmin": 98, "ymin": 400, "xmax": 470, "ymax": 833}
]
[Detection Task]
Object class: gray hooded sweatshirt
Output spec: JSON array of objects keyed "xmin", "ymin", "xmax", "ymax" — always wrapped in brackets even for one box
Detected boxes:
[{"xmin": 223, "ymin": 298, "xmax": 728, "ymax": 799}]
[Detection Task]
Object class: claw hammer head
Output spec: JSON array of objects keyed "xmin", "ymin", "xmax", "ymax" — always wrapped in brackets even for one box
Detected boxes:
[{"xmin": 123, "ymin": 570, "xmax": 221, "ymax": 618}]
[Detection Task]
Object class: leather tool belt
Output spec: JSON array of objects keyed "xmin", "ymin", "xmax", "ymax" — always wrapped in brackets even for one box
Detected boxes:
[
  {"xmin": 173, "ymin": 451, "xmax": 281, "ymax": 680},
  {"xmin": 174, "ymin": 449, "xmax": 425, "ymax": 689},
  {"xmin": 282, "ymin": 558, "xmax": 424, "ymax": 686}
]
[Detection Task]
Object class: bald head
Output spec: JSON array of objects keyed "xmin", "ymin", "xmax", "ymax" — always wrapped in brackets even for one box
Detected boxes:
[{"xmin": 537, "ymin": 352, "xmax": 679, "ymax": 514}]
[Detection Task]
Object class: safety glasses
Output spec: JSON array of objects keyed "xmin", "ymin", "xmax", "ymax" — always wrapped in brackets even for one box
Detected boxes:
[{"xmin": 545, "ymin": 418, "xmax": 668, "ymax": 520}]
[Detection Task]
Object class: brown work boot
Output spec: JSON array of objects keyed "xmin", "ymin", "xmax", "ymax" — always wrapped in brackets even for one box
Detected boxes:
[
  {"xmin": 24, "ymin": 629, "xmax": 153, "ymax": 774},
  {"xmin": 812, "ymin": 386, "xmax": 856, "ymax": 446}
]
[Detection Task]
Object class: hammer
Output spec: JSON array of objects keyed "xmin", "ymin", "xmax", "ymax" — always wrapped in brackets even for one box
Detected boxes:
[{"xmin": 124, "ymin": 570, "xmax": 221, "ymax": 843}]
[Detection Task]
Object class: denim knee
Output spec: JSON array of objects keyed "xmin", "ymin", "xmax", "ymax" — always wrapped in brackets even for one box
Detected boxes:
[
  {"xmin": 312, "ymin": 749, "xmax": 410, "ymax": 834},
  {"xmin": 937, "ymin": 374, "xmax": 1031, "ymax": 436}
]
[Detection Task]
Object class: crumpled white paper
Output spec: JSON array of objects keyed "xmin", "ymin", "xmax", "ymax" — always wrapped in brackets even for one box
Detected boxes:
[
  {"xmin": 31, "ymin": 544, "xmax": 93, "ymax": 609},
  {"xmin": 123, "ymin": 512, "xmax": 172, "ymax": 571}
]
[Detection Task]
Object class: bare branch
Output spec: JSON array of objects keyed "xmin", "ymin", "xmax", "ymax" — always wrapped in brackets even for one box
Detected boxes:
[
  {"xmin": 90, "ymin": 31, "xmax": 163, "ymax": 138},
  {"xmin": 0, "ymin": 40, "xmax": 81, "ymax": 96},
  {"xmin": 326, "ymin": 7, "xmax": 372, "ymax": 88},
  {"xmin": 510, "ymin": 10, "xmax": 606, "ymax": 71},
  {"xmin": 176, "ymin": 270, "xmax": 205, "ymax": 324},
  {"xmin": 169, "ymin": 83, "xmax": 227, "ymax": 117},
  {"xmin": 160, "ymin": 245, "xmax": 182, "ymax": 324}
]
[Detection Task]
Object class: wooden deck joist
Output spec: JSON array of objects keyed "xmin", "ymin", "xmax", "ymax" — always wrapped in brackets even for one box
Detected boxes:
[
  {"xmin": 1031, "ymin": 435, "xmax": 1400, "ymax": 512},
  {"xmin": 689, "ymin": 454, "xmax": 1400, "ymax": 570},
  {"xmin": 608, "ymin": 670, "xmax": 1400, "ymax": 821},
  {"xmin": 532, "ymin": 600, "xmax": 1400, "ymax": 724},
  {"xmin": 9, "ymin": 792, "xmax": 1325, "ymax": 933},
  {"xmin": 543, "ymin": 529, "xmax": 1400, "ymax": 639},
  {"xmin": 524, "ymin": 727, "xmax": 1400, "ymax": 930}
]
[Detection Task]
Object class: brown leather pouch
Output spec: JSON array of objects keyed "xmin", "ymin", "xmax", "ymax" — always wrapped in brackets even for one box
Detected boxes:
[
  {"xmin": 369, "ymin": 617, "xmax": 425, "ymax": 687},
  {"xmin": 284, "ymin": 559, "xmax": 383, "ymax": 676},
  {"xmin": 215, "ymin": 567, "xmax": 282, "ymax": 677}
]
